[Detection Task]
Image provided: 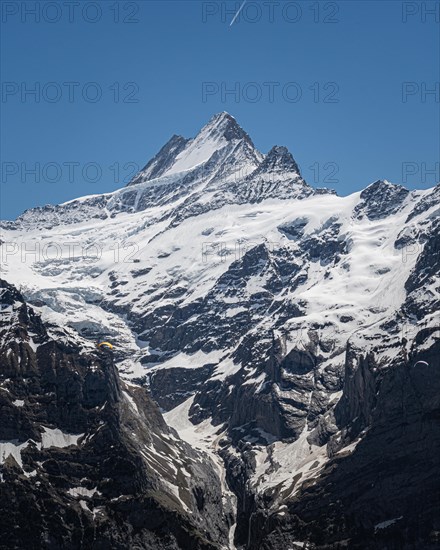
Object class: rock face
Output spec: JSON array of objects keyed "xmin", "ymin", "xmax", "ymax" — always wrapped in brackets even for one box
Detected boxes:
[
  {"xmin": 1, "ymin": 113, "xmax": 439, "ymax": 549},
  {"xmin": 354, "ymin": 180, "xmax": 410, "ymax": 220},
  {"xmin": 249, "ymin": 343, "xmax": 440, "ymax": 550},
  {"xmin": 129, "ymin": 134, "xmax": 190, "ymax": 184},
  {"xmin": 0, "ymin": 279, "xmax": 232, "ymax": 549}
]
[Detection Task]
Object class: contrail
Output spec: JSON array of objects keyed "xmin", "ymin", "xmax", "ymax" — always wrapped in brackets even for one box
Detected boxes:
[{"xmin": 230, "ymin": 0, "xmax": 246, "ymax": 26}]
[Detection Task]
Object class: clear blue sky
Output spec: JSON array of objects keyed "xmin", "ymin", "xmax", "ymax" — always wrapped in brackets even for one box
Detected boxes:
[{"xmin": 1, "ymin": 0, "xmax": 439, "ymax": 220}]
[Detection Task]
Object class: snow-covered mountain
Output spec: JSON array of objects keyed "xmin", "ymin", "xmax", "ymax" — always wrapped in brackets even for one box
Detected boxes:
[{"xmin": 1, "ymin": 113, "xmax": 439, "ymax": 549}]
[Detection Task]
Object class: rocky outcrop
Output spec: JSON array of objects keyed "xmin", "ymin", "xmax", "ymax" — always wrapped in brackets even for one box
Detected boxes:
[
  {"xmin": 403, "ymin": 217, "xmax": 440, "ymax": 318},
  {"xmin": 248, "ymin": 341, "xmax": 440, "ymax": 549},
  {"xmin": 354, "ymin": 180, "xmax": 409, "ymax": 220},
  {"xmin": 0, "ymin": 280, "xmax": 232, "ymax": 549},
  {"xmin": 129, "ymin": 134, "xmax": 190, "ymax": 185}
]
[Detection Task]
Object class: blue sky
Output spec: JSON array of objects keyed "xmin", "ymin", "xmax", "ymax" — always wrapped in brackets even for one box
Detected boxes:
[{"xmin": 1, "ymin": 0, "xmax": 439, "ymax": 219}]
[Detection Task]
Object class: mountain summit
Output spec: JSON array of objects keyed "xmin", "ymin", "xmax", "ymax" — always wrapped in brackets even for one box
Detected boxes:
[
  {"xmin": 3, "ymin": 113, "xmax": 326, "ymax": 231},
  {"xmin": 128, "ymin": 112, "xmax": 295, "ymax": 187},
  {"xmin": 197, "ymin": 111, "xmax": 254, "ymax": 143}
]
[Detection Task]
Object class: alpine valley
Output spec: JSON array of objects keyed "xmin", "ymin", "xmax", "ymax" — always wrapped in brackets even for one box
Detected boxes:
[{"xmin": 1, "ymin": 113, "xmax": 439, "ymax": 550}]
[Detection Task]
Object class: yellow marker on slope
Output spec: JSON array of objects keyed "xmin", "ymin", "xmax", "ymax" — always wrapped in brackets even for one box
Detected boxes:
[{"xmin": 97, "ymin": 341, "xmax": 113, "ymax": 350}]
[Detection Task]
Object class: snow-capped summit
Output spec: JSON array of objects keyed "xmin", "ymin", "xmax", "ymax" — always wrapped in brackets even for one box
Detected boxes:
[
  {"xmin": 129, "ymin": 112, "xmax": 262, "ymax": 186},
  {"xmin": 4, "ymin": 113, "xmax": 320, "ymax": 230},
  {"xmin": 197, "ymin": 111, "xmax": 254, "ymax": 144}
]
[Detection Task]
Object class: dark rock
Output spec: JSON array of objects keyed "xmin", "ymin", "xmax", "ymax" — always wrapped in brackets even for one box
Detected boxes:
[
  {"xmin": 0, "ymin": 280, "xmax": 232, "ymax": 549},
  {"xmin": 354, "ymin": 180, "xmax": 409, "ymax": 220}
]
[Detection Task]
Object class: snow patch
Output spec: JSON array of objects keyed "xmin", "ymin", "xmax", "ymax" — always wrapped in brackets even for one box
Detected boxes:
[
  {"xmin": 68, "ymin": 486, "xmax": 99, "ymax": 498},
  {"xmin": 375, "ymin": 516, "xmax": 403, "ymax": 532},
  {"xmin": 41, "ymin": 427, "xmax": 83, "ymax": 449}
]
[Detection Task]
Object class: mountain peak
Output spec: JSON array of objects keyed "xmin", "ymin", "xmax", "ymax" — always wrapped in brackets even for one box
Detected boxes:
[
  {"xmin": 360, "ymin": 179, "xmax": 409, "ymax": 201},
  {"xmin": 364, "ymin": 179, "xmax": 404, "ymax": 191},
  {"xmin": 263, "ymin": 145, "xmax": 301, "ymax": 174},
  {"xmin": 355, "ymin": 179, "xmax": 410, "ymax": 220},
  {"xmin": 128, "ymin": 112, "xmax": 259, "ymax": 185},
  {"xmin": 200, "ymin": 111, "xmax": 254, "ymax": 144},
  {"xmin": 207, "ymin": 111, "xmax": 235, "ymax": 124},
  {"xmin": 247, "ymin": 144, "xmax": 301, "ymax": 182}
]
